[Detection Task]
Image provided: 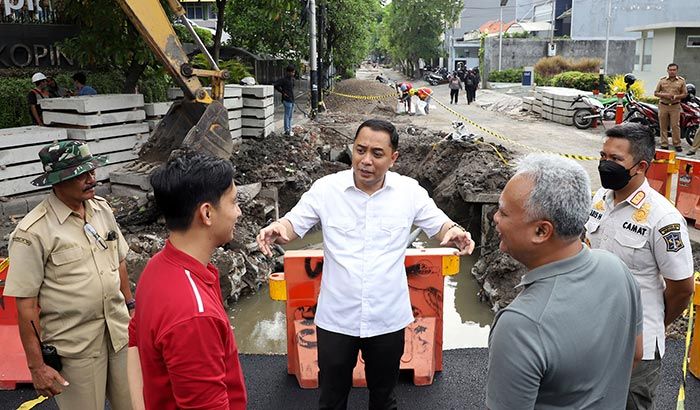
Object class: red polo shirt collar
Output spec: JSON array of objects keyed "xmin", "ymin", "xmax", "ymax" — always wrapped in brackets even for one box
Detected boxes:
[{"xmin": 161, "ymin": 240, "xmax": 218, "ymax": 285}]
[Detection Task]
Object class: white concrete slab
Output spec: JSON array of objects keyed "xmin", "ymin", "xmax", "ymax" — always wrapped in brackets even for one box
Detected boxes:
[
  {"xmin": 242, "ymin": 97, "xmax": 274, "ymax": 108},
  {"xmin": 242, "ymin": 117, "xmax": 274, "ymax": 128},
  {"xmin": 147, "ymin": 119, "xmax": 161, "ymax": 131},
  {"xmin": 242, "ymin": 105, "xmax": 275, "ymax": 119},
  {"xmin": 39, "ymin": 94, "xmax": 144, "ymax": 113},
  {"xmin": 87, "ymin": 134, "xmax": 144, "ymax": 155},
  {"xmin": 144, "ymin": 102, "xmax": 173, "ymax": 117},
  {"xmin": 229, "ymin": 118, "xmax": 242, "ymax": 130},
  {"xmin": 231, "ymin": 128, "xmax": 242, "ymax": 139},
  {"xmin": 228, "ymin": 109, "xmax": 242, "ymax": 120},
  {"xmin": 240, "ymin": 85, "xmax": 274, "ymax": 98},
  {"xmin": 0, "ymin": 174, "xmax": 45, "ymax": 197},
  {"xmin": 0, "ymin": 144, "xmax": 53, "ymax": 167},
  {"xmin": 43, "ymin": 110, "xmax": 146, "ymax": 126},
  {"xmin": 223, "ymin": 98, "xmax": 243, "ymax": 110},
  {"xmin": 65, "ymin": 122, "xmax": 150, "ymax": 141},
  {"xmin": 0, "ymin": 126, "xmax": 67, "ymax": 149},
  {"xmin": 241, "ymin": 123, "xmax": 275, "ymax": 138},
  {"xmin": 168, "ymin": 86, "xmax": 243, "ymax": 100},
  {"xmin": 0, "ymin": 161, "xmax": 43, "ymax": 181}
]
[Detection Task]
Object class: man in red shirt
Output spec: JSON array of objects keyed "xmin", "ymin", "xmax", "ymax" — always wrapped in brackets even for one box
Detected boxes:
[{"xmin": 127, "ymin": 152, "xmax": 247, "ymax": 410}]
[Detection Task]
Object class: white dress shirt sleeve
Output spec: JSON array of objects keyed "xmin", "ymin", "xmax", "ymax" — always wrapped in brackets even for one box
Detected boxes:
[
  {"xmin": 411, "ymin": 184, "xmax": 449, "ymax": 237},
  {"xmin": 283, "ymin": 179, "xmax": 324, "ymax": 238},
  {"xmin": 652, "ymin": 213, "xmax": 694, "ymax": 281}
]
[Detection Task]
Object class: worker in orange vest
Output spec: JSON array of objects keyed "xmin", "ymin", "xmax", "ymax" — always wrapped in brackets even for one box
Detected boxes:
[{"xmin": 410, "ymin": 87, "xmax": 433, "ymax": 114}]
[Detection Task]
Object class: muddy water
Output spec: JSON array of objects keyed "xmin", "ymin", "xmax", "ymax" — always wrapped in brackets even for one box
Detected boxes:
[{"xmin": 228, "ymin": 230, "xmax": 494, "ymax": 354}]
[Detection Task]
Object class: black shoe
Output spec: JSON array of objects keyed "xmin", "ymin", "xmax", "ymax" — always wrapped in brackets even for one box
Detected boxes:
[
  {"xmin": 675, "ymin": 146, "xmax": 683, "ymax": 152},
  {"xmin": 688, "ymin": 150, "xmax": 696, "ymax": 156},
  {"xmin": 660, "ymin": 145, "xmax": 669, "ymax": 150}
]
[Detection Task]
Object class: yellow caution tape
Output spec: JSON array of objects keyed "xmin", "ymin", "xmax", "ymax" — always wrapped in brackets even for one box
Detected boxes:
[
  {"xmin": 17, "ymin": 395, "xmax": 48, "ymax": 410},
  {"xmin": 676, "ymin": 271, "xmax": 699, "ymax": 409},
  {"xmin": 328, "ymin": 90, "xmax": 398, "ymax": 101},
  {"xmin": 0, "ymin": 257, "xmax": 8, "ymax": 273},
  {"xmin": 432, "ymin": 97, "xmax": 599, "ymax": 162}
]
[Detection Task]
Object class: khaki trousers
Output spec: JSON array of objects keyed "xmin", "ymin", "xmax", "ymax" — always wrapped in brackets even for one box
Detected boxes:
[
  {"xmin": 691, "ymin": 126, "xmax": 700, "ymax": 151},
  {"xmin": 658, "ymin": 103, "xmax": 681, "ymax": 147},
  {"xmin": 54, "ymin": 331, "xmax": 131, "ymax": 410}
]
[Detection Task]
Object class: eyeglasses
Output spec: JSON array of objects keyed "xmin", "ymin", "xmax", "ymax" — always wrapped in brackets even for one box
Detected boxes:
[{"xmin": 84, "ymin": 222, "xmax": 108, "ymax": 250}]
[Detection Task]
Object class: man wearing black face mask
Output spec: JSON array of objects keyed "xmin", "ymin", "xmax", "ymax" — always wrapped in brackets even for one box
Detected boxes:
[{"xmin": 584, "ymin": 122, "xmax": 694, "ymax": 410}]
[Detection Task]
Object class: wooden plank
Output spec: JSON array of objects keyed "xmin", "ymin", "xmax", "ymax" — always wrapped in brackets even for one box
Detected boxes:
[
  {"xmin": 39, "ymin": 94, "xmax": 144, "ymax": 113},
  {"xmin": 43, "ymin": 110, "xmax": 146, "ymax": 127},
  {"xmin": 65, "ymin": 123, "xmax": 150, "ymax": 141},
  {"xmin": 0, "ymin": 126, "xmax": 67, "ymax": 149}
]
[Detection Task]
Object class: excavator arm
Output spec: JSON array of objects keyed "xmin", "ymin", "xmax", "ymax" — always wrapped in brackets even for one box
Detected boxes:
[{"xmin": 114, "ymin": 0, "xmax": 234, "ymax": 160}]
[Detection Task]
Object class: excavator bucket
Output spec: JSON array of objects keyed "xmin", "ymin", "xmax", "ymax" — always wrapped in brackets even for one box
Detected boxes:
[{"xmin": 138, "ymin": 100, "xmax": 233, "ymax": 162}]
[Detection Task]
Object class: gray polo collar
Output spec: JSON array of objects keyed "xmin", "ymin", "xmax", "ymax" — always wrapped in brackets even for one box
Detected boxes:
[{"xmin": 517, "ymin": 245, "xmax": 591, "ymax": 288}]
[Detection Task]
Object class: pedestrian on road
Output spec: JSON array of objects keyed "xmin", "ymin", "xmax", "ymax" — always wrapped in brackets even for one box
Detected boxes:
[
  {"xmin": 27, "ymin": 72, "xmax": 48, "ymax": 125},
  {"xmin": 487, "ymin": 154, "xmax": 643, "ymax": 410},
  {"xmin": 257, "ymin": 119, "xmax": 475, "ymax": 410},
  {"xmin": 585, "ymin": 122, "xmax": 694, "ymax": 409},
  {"xmin": 127, "ymin": 152, "xmax": 247, "ymax": 410},
  {"xmin": 274, "ymin": 65, "xmax": 296, "ymax": 136},
  {"xmin": 654, "ymin": 63, "xmax": 687, "ymax": 152},
  {"xmin": 448, "ymin": 72, "xmax": 462, "ymax": 104},
  {"xmin": 4, "ymin": 141, "xmax": 134, "ymax": 408},
  {"xmin": 465, "ymin": 69, "xmax": 477, "ymax": 105},
  {"xmin": 72, "ymin": 72, "xmax": 97, "ymax": 96},
  {"xmin": 410, "ymin": 87, "xmax": 433, "ymax": 114},
  {"xmin": 397, "ymin": 81, "xmax": 413, "ymax": 114}
]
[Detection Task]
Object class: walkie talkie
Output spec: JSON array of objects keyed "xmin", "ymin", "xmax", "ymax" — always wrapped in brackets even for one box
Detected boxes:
[{"xmin": 30, "ymin": 320, "xmax": 62, "ymax": 372}]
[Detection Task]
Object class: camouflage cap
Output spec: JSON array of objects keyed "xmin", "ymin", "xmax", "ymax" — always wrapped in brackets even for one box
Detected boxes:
[{"xmin": 31, "ymin": 140, "xmax": 108, "ymax": 187}]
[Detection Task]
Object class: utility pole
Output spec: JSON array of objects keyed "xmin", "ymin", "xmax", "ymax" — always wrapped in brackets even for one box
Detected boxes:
[
  {"xmin": 317, "ymin": 2, "xmax": 325, "ymax": 112},
  {"xmin": 499, "ymin": 0, "xmax": 509, "ymax": 71},
  {"xmin": 309, "ymin": 0, "xmax": 318, "ymax": 114},
  {"xmin": 604, "ymin": 0, "xmax": 612, "ymax": 74}
]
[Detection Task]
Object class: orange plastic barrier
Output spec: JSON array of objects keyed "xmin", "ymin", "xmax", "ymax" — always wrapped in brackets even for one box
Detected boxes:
[
  {"xmin": 675, "ymin": 157, "xmax": 700, "ymax": 229},
  {"xmin": 0, "ymin": 258, "xmax": 32, "ymax": 390},
  {"xmin": 280, "ymin": 248, "xmax": 459, "ymax": 389},
  {"xmin": 647, "ymin": 149, "xmax": 677, "ymax": 200},
  {"xmin": 690, "ymin": 276, "xmax": 700, "ymax": 379}
]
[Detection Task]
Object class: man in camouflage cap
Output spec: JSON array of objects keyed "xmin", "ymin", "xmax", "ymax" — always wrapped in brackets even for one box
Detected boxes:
[{"xmin": 4, "ymin": 140, "xmax": 134, "ymax": 409}]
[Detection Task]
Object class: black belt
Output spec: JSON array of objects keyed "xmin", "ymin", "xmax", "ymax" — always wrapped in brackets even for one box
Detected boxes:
[{"xmin": 659, "ymin": 101, "xmax": 679, "ymax": 106}]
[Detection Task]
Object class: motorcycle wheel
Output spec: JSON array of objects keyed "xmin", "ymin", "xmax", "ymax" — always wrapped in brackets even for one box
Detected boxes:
[
  {"xmin": 684, "ymin": 125, "xmax": 699, "ymax": 145},
  {"xmin": 573, "ymin": 109, "xmax": 594, "ymax": 129}
]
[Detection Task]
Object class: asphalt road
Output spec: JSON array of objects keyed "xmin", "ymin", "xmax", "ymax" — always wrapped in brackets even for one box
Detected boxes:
[{"xmin": 1, "ymin": 339, "xmax": 698, "ymax": 409}]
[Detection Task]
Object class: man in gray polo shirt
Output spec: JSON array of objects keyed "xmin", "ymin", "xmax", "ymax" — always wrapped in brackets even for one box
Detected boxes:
[{"xmin": 486, "ymin": 154, "xmax": 643, "ymax": 409}]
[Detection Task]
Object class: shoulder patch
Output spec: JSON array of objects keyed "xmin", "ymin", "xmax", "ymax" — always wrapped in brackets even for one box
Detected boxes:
[
  {"xmin": 662, "ymin": 231, "xmax": 684, "ymax": 252},
  {"xmin": 11, "ymin": 236, "xmax": 32, "ymax": 246},
  {"xmin": 659, "ymin": 223, "xmax": 681, "ymax": 235},
  {"xmin": 17, "ymin": 204, "xmax": 47, "ymax": 231},
  {"xmin": 630, "ymin": 191, "xmax": 646, "ymax": 207}
]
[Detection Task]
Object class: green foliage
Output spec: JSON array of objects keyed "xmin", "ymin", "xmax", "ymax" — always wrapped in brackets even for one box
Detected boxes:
[
  {"xmin": 173, "ymin": 25, "xmax": 215, "ymax": 48},
  {"xmin": 549, "ymin": 71, "xmax": 600, "ymax": 91},
  {"xmin": 534, "ymin": 56, "xmax": 601, "ymax": 79},
  {"xmin": 607, "ymin": 74, "xmax": 646, "ymax": 98},
  {"xmin": 488, "ymin": 68, "xmax": 523, "ymax": 83},
  {"xmin": 0, "ymin": 77, "xmax": 33, "ymax": 128},
  {"xmin": 191, "ymin": 55, "xmax": 252, "ymax": 84},
  {"xmin": 504, "ymin": 31, "xmax": 530, "ymax": 39},
  {"xmin": 325, "ymin": 0, "xmax": 382, "ymax": 78}
]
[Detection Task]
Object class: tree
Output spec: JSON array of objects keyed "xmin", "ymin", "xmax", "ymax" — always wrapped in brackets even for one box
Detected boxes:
[
  {"xmin": 59, "ymin": 0, "xmax": 161, "ymax": 93},
  {"xmin": 213, "ymin": 0, "xmax": 227, "ymax": 62},
  {"xmin": 382, "ymin": 0, "xmax": 462, "ymax": 78}
]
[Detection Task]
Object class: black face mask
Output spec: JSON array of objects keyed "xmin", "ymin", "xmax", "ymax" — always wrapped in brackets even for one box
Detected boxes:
[{"xmin": 598, "ymin": 160, "xmax": 640, "ymax": 190}]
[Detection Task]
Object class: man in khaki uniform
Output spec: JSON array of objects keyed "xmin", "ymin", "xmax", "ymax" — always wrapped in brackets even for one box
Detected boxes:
[
  {"xmin": 4, "ymin": 141, "xmax": 134, "ymax": 409},
  {"xmin": 654, "ymin": 63, "xmax": 687, "ymax": 152}
]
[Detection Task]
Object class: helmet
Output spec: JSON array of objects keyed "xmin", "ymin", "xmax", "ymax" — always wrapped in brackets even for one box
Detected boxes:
[
  {"xmin": 623, "ymin": 73, "xmax": 636, "ymax": 86},
  {"xmin": 400, "ymin": 84, "xmax": 408, "ymax": 92},
  {"xmin": 409, "ymin": 89, "xmax": 416, "ymax": 96},
  {"xmin": 687, "ymin": 83, "xmax": 696, "ymax": 96},
  {"xmin": 239, "ymin": 76, "xmax": 256, "ymax": 85},
  {"xmin": 31, "ymin": 72, "xmax": 47, "ymax": 84}
]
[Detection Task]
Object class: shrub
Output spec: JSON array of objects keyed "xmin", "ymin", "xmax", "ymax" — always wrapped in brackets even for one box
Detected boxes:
[
  {"xmin": 488, "ymin": 68, "xmax": 523, "ymax": 83},
  {"xmin": 606, "ymin": 74, "xmax": 646, "ymax": 98},
  {"xmin": 191, "ymin": 55, "xmax": 253, "ymax": 85},
  {"xmin": 534, "ymin": 56, "xmax": 601, "ymax": 79},
  {"xmin": 549, "ymin": 71, "xmax": 600, "ymax": 91},
  {"xmin": 173, "ymin": 24, "xmax": 214, "ymax": 47}
]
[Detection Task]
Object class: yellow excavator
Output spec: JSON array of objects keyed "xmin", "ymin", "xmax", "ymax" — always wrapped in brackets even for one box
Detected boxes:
[{"xmin": 115, "ymin": 0, "xmax": 233, "ymax": 161}]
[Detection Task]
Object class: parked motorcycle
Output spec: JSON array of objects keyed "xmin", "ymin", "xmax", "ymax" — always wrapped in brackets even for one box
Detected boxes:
[
  {"xmin": 425, "ymin": 67, "xmax": 449, "ymax": 86},
  {"xmin": 571, "ymin": 95, "xmax": 606, "ymax": 129}
]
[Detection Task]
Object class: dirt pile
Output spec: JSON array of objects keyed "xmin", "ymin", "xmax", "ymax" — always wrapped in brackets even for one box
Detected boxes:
[{"xmin": 324, "ymin": 78, "xmax": 398, "ymax": 118}]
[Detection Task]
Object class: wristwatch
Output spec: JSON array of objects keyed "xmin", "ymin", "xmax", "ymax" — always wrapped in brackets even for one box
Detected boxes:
[{"xmin": 126, "ymin": 299, "xmax": 136, "ymax": 311}]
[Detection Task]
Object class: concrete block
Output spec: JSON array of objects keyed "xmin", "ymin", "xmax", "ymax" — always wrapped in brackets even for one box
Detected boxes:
[
  {"xmin": 109, "ymin": 161, "xmax": 161, "ymax": 190},
  {"xmin": 25, "ymin": 193, "xmax": 48, "ymax": 210},
  {"xmin": 242, "ymin": 117, "xmax": 274, "ymax": 128},
  {"xmin": 241, "ymin": 123, "xmax": 275, "ymax": 138},
  {"xmin": 240, "ymin": 85, "xmax": 274, "ymax": 98},
  {"xmin": 87, "ymin": 134, "xmax": 144, "ymax": 155},
  {"xmin": 537, "ymin": 86, "xmax": 592, "ymax": 102},
  {"xmin": 0, "ymin": 126, "xmax": 67, "ymax": 149},
  {"xmin": 66, "ymin": 122, "xmax": 150, "ymax": 141},
  {"xmin": 0, "ymin": 175, "xmax": 44, "ymax": 197},
  {"xmin": 552, "ymin": 99, "xmax": 589, "ymax": 110},
  {"xmin": 95, "ymin": 161, "xmax": 136, "ymax": 182},
  {"xmin": 168, "ymin": 86, "xmax": 242, "ymax": 100},
  {"xmin": 242, "ymin": 105, "xmax": 275, "ymax": 119},
  {"xmin": 147, "ymin": 119, "xmax": 161, "ymax": 131},
  {"xmin": 0, "ymin": 161, "xmax": 43, "ymax": 181},
  {"xmin": 1, "ymin": 144, "xmax": 54, "ymax": 167},
  {"xmin": 242, "ymin": 97, "xmax": 274, "ymax": 108},
  {"xmin": 542, "ymin": 111, "xmax": 554, "ymax": 121},
  {"xmin": 1, "ymin": 197, "xmax": 29, "ymax": 215},
  {"xmin": 40, "ymin": 94, "xmax": 144, "ymax": 113},
  {"xmin": 231, "ymin": 128, "xmax": 242, "ymax": 139},
  {"xmin": 43, "ymin": 110, "xmax": 146, "ymax": 127},
  {"xmin": 144, "ymin": 102, "xmax": 173, "ymax": 117},
  {"xmin": 104, "ymin": 149, "xmax": 140, "ymax": 164},
  {"xmin": 228, "ymin": 109, "xmax": 242, "ymax": 120},
  {"xmin": 229, "ymin": 118, "xmax": 242, "ymax": 130},
  {"xmin": 532, "ymin": 105, "xmax": 543, "ymax": 114},
  {"xmin": 223, "ymin": 97, "xmax": 243, "ymax": 110}
]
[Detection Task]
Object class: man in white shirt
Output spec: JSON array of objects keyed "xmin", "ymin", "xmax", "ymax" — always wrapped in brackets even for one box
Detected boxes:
[
  {"xmin": 585, "ymin": 122, "xmax": 694, "ymax": 409},
  {"xmin": 257, "ymin": 119, "xmax": 474, "ymax": 409}
]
